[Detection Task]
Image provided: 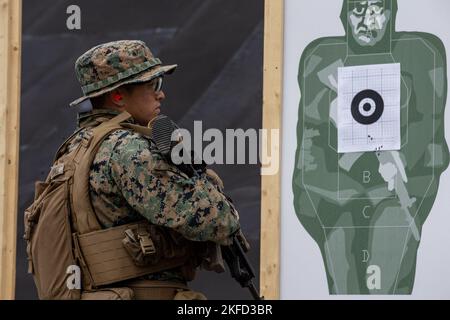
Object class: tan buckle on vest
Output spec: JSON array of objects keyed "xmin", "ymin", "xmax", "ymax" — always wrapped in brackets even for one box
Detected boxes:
[
  {"xmin": 49, "ymin": 163, "xmax": 65, "ymax": 180},
  {"xmin": 138, "ymin": 231, "xmax": 156, "ymax": 256},
  {"xmin": 81, "ymin": 131, "xmax": 93, "ymax": 148}
]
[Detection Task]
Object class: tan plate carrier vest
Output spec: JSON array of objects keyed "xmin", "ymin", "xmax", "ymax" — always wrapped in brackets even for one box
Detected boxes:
[{"xmin": 24, "ymin": 112, "xmax": 204, "ymax": 299}]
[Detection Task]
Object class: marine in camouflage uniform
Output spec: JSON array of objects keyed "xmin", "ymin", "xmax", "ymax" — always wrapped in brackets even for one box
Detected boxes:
[
  {"xmin": 293, "ymin": 0, "xmax": 449, "ymax": 294},
  {"xmin": 68, "ymin": 41, "xmax": 240, "ymax": 292}
]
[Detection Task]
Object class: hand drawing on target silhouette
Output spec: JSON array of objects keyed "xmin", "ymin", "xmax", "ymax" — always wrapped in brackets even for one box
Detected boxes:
[{"xmin": 293, "ymin": 0, "xmax": 449, "ymax": 294}]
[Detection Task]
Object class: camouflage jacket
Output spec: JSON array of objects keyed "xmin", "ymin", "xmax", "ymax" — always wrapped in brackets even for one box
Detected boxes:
[{"xmin": 67, "ymin": 109, "xmax": 240, "ymax": 281}]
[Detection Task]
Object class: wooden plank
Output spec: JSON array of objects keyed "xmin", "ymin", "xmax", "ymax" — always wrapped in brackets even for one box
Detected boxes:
[
  {"xmin": 0, "ymin": 0, "xmax": 22, "ymax": 300},
  {"xmin": 260, "ymin": 0, "xmax": 283, "ymax": 300}
]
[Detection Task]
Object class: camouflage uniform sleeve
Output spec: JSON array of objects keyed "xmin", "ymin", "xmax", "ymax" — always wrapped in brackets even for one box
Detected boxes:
[{"xmin": 108, "ymin": 131, "xmax": 240, "ymax": 245}]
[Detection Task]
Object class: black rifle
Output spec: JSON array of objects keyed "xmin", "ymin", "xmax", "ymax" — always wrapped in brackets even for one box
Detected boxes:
[
  {"xmin": 151, "ymin": 114, "xmax": 263, "ymax": 300},
  {"xmin": 221, "ymin": 233, "xmax": 263, "ymax": 300}
]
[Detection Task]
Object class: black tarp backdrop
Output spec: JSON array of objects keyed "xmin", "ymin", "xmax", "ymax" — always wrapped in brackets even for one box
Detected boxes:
[{"xmin": 17, "ymin": 0, "xmax": 263, "ymax": 300}]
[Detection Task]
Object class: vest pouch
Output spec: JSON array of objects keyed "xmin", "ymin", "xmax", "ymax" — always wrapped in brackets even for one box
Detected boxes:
[
  {"xmin": 121, "ymin": 223, "xmax": 190, "ymax": 267},
  {"xmin": 75, "ymin": 222, "xmax": 189, "ymax": 287},
  {"xmin": 25, "ymin": 177, "xmax": 80, "ymax": 300}
]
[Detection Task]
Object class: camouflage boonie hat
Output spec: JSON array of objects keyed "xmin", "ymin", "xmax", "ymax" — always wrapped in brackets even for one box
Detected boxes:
[{"xmin": 70, "ymin": 40, "xmax": 177, "ymax": 107}]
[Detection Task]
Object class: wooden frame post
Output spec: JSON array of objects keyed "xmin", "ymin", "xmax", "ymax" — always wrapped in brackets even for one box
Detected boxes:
[
  {"xmin": 261, "ymin": 0, "xmax": 283, "ymax": 299},
  {"xmin": 0, "ymin": 0, "xmax": 22, "ymax": 300}
]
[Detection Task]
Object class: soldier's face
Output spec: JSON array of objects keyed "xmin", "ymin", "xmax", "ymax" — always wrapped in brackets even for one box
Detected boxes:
[
  {"xmin": 348, "ymin": 0, "xmax": 391, "ymax": 46},
  {"xmin": 121, "ymin": 80, "xmax": 165, "ymax": 126}
]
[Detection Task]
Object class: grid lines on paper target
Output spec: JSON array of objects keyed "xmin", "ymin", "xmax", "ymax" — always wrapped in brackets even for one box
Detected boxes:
[{"xmin": 337, "ymin": 63, "xmax": 401, "ymax": 153}]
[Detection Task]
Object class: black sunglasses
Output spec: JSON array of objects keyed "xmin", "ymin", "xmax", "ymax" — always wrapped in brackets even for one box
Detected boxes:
[{"xmin": 150, "ymin": 76, "xmax": 163, "ymax": 93}]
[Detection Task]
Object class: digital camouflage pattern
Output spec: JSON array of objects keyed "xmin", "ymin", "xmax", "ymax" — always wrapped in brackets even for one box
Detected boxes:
[
  {"xmin": 293, "ymin": 0, "xmax": 449, "ymax": 294},
  {"xmin": 68, "ymin": 109, "xmax": 240, "ymax": 281},
  {"xmin": 70, "ymin": 40, "xmax": 177, "ymax": 106}
]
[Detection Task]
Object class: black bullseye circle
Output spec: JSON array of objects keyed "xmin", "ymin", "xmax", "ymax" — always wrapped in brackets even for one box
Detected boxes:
[
  {"xmin": 363, "ymin": 103, "xmax": 371, "ymax": 112},
  {"xmin": 351, "ymin": 89, "xmax": 384, "ymax": 125}
]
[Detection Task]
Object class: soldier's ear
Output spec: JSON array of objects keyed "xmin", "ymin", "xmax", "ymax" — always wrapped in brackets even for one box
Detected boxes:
[
  {"xmin": 109, "ymin": 89, "xmax": 125, "ymax": 108},
  {"xmin": 112, "ymin": 93, "xmax": 123, "ymax": 103}
]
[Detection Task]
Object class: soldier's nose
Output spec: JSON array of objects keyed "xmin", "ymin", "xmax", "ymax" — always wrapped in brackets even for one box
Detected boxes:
[{"xmin": 157, "ymin": 90, "xmax": 166, "ymax": 100}]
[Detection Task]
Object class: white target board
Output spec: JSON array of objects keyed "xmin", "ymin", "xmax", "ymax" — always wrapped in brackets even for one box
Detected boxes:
[
  {"xmin": 279, "ymin": 0, "xmax": 450, "ymax": 299},
  {"xmin": 338, "ymin": 63, "xmax": 401, "ymax": 153}
]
